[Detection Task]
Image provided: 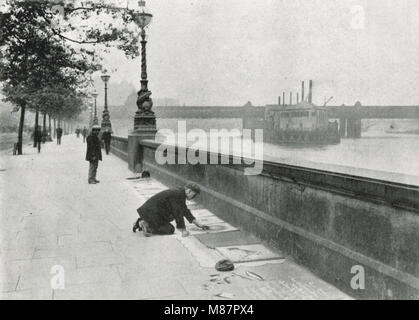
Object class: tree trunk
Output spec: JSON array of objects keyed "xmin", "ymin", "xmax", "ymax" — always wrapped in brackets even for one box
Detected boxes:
[
  {"xmin": 43, "ymin": 112, "xmax": 46, "ymax": 131},
  {"xmin": 48, "ymin": 114, "xmax": 51, "ymax": 136},
  {"xmin": 42, "ymin": 112, "xmax": 47, "ymax": 143},
  {"xmin": 33, "ymin": 109, "xmax": 39, "ymax": 147},
  {"xmin": 53, "ymin": 118, "xmax": 56, "ymax": 138},
  {"xmin": 17, "ymin": 104, "xmax": 26, "ymax": 155}
]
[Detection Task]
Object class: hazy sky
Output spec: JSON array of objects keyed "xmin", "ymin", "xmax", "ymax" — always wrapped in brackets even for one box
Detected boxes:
[{"xmin": 96, "ymin": 0, "xmax": 419, "ymax": 106}]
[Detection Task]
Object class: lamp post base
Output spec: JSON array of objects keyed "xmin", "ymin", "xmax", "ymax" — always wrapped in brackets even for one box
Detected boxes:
[
  {"xmin": 128, "ymin": 124, "xmax": 157, "ymax": 173},
  {"xmin": 101, "ymin": 108, "xmax": 112, "ymax": 132},
  {"xmin": 134, "ymin": 110, "xmax": 156, "ymax": 129}
]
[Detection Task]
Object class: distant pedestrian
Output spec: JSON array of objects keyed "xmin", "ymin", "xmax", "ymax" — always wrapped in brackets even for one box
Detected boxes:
[
  {"xmin": 101, "ymin": 128, "xmax": 112, "ymax": 155},
  {"xmin": 56, "ymin": 127, "xmax": 63, "ymax": 145},
  {"xmin": 132, "ymin": 184, "xmax": 209, "ymax": 237},
  {"xmin": 41, "ymin": 129, "xmax": 47, "ymax": 144},
  {"xmin": 34, "ymin": 126, "xmax": 43, "ymax": 153},
  {"xmin": 86, "ymin": 125, "xmax": 102, "ymax": 184},
  {"xmin": 75, "ymin": 128, "xmax": 81, "ymax": 138},
  {"xmin": 82, "ymin": 126, "xmax": 88, "ymax": 143}
]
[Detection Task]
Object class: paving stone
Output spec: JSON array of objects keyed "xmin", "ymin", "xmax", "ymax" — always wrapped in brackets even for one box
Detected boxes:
[
  {"xmin": 195, "ymin": 230, "xmax": 261, "ymax": 249},
  {"xmin": 75, "ymin": 252, "xmax": 126, "ymax": 268},
  {"xmin": 216, "ymin": 244, "xmax": 284, "ymax": 263},
  {"xmin": 16, "ymin": 257, "xmax": 77, "ymax": 291},
  {"xmin": 0, "ymin": 288, "xmax": 53, "ymax": 300},
  {"xmin": 64, "ymin": 265, "xmax": 122, "ymax": 287},
  {"xmin": 0, "ymin": 281, "xmax": 19, "ymax": 293},
  {"xmin": 0, "ymin": 247, "xmax": 35, "ymax": 261},
  {"xmin": 53, "ymin": 276, "xmax": 186, "ymax": 300},
  {"xmin": 242, "ymin": 278, "xmax": 352, "ymax": 300},
  {"xmin": 32, "ymin": 241, "xmax": 113, "ymax": 259}
]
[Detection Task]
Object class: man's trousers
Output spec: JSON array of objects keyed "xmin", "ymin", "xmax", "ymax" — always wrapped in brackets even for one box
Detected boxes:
[
  {"xmin": 136, "ymin": 210, "xmax": 175, "ymax": 235},
  {"xmin": 104, "ymin": 141, "xmax": 110, "ymax": 155},
  {"xmin": 88, "ymin": 160, "xmax": 98, "ymax": 182}
]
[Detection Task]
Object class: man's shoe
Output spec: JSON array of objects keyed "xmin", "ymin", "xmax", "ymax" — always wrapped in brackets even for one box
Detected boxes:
[
  {"xmin": 132, "ymin": 219, "xmax": 143, "ymax": 233},
  {"xmin": 94, "ymin": 179, "xmax": 100, "ymax": 183},
  {"xmin": 139, "ymin": 220, "xmax": 152, "ymax": 237},
  {"xmin": 88, "ymin": 180, "xmax": 97, "ymax": 184}
]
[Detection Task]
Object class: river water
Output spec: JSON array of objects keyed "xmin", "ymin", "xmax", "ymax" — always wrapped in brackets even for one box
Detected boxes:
[{"xmin": 112, "ymin": 118, "xmax": 419, "ymax": 185}]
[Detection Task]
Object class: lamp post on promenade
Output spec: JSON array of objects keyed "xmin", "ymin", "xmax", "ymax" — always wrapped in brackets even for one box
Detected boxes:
[
  {"xmin": 92, "ymin": 91, "xmax": 99, "ymax": 126},
  {"xmin": 127, "ymin": 1, "xmax": 157, "ymax": 172},
  {"xmin": 100, "ymin": 74, "xmax": 112, "ymax": 134},
  {"xmin": 88, "ymin": 105, "xmax": 93, "ymax": 131},
  {"xmin": 133, "ymin": 3, "xmax": 155, "ymax": 131}
]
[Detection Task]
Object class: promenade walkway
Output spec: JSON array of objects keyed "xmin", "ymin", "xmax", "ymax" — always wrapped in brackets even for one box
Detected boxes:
[{"xmin": 0, "ymin": 135, "xmax": 350, "ymax": 300}]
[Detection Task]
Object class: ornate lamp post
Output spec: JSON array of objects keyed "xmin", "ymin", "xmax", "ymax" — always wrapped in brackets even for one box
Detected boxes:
[
  {"xmin": 92, "ymin": 91, "xmax": 99, "ymax": 126},
  {"xmin": 133, "ymin": 2, "xmax": 155, "ymax": 131},
  {"xmin": 100, "ymin": 74, "xmax": 112, "ymax": 133},
  {"xmin": 88, "ymin": 105, "xmax": 93, "ymax": 130},
  {"xmin": 127, "ymin": 2, "xmax": 157, "ymax": 172}
]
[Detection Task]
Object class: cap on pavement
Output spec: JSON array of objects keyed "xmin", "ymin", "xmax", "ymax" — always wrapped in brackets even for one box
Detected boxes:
[{"xmin": 215, "ymin": 259, "xmax": 234, "ymax": 272}]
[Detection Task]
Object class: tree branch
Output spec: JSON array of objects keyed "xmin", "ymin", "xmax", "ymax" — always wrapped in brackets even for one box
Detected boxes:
[
  {"xmin": 39, "ymin": 9, "xmax": 112, "ymax": 45},
  {"xmin": 53, "ymin": 30, "xmax": 106, "ymax": 44}
]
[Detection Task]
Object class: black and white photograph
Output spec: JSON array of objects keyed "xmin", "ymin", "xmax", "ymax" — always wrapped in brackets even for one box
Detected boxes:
[{"xmin": 0, "ymin": 0, "xmax": 418, "ymax": 303}]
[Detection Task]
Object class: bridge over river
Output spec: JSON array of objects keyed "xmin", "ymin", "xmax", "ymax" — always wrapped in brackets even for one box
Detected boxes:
[
  {"xmin": 149, "ymin": 104, "xmax": 419, "ymax": 120},
  {"xmin": 135, "ymin": 104, "xmax": 419, "ymax": 139}
]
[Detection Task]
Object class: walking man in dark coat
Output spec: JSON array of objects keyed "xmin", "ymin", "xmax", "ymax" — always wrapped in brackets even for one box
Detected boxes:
[
  {"xmin": 86, "ymin": 125, "xmax": 102, "ymax": 184},
  {"xmin": 34, "ymin": 125, "xmax": 43, "ymax": 153},
  {"xmin": 132, "ymin": 184, "xmax": 209, "ymax": 237},
  {"xmin": 56, "ymin": 127, "xmax": 63, "ymax": 145}
]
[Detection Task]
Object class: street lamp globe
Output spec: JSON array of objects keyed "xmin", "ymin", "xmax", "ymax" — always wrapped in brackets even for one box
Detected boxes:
[
  {"xmin": 100, "ymin": 74, "xmax": 111, "ymax": 83},
  {"xmin": 134, "ymin": 11, "xmax": 152, "ymax": 29},
  {"xmin": 133, "ymin": 1, "xmax": 152, "ymax": 29}
]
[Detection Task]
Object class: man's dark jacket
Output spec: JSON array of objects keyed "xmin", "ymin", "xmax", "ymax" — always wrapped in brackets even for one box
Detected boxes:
[
  {"xmin": 137, "ymin": 188, "xmax": 195, "ymax": 230},
  {"xmin": 85, "ymin": 134, "xmax": 102, "ymax": 162}
]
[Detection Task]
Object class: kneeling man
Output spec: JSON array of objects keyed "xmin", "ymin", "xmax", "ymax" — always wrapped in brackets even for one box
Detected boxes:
[{"xmin": 132, "ymin": 184, "xmax": 209, "ymax": 237}]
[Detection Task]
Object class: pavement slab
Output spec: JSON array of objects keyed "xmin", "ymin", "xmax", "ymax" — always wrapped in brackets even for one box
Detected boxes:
[
  {"xmin": 215, "ymin": 244, "xmax": 284, "ymax": 263},
  {"xmin": 194, "ymin": 230, "xmax": 261, "ymax": 249},
  {"xmin": 0, "ymin": 135, "xmax": 351, "ymax": 299}
]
